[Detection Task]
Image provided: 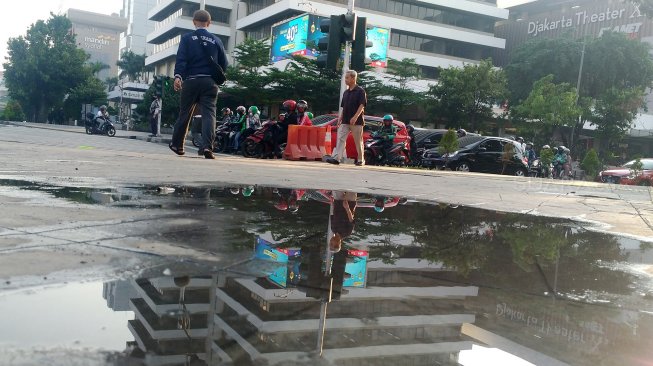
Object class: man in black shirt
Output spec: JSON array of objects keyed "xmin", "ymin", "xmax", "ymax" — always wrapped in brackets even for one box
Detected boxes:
[
  {"xmin": 329, "ymin": 191, "xmax": 357, "ymax": 253},
  {"xmin": 327, "ymin": 70, "xmax": 367, "ymax": 166}
]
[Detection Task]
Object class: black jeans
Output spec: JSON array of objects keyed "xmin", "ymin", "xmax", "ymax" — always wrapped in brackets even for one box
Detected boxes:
[
  {"xmin": 150, "ymin": 115, "xmax": 158, "ymax": 135},
  {"xmin": 171, "ymin": 77, "xmax": 218, "ymax": 151}
]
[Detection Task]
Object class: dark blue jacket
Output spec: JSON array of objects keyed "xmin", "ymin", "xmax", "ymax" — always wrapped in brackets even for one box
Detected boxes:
[{"xmin": 173, "ymin": 28, "xmax": 228, "ymax": 80}]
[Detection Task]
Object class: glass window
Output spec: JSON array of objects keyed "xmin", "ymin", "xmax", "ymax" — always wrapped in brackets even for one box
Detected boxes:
[
  {"xmin": 399, "ymin": 34, "xmax": 407, "ymax": 48},
  {"xmin": 378, "ymin": 0, "xmax": 387, "ymax": 12},
  {"xmin": 410, "ymin": 4, "xmax": 419, "ymax": 18},
  {"xmin": 360, "ymin": 0, "xmax": 370, "ymax": 8},
  {"xmin": 390, "ymin": 32, "xmax": 399, "ymax": 47},
  {"xmin": 425, "ymin": 8, "xmax": 435, "ymax": 20},
  {"xmin": 642, "ymin": 160, "xmax": 653, "ymax": 170},
  {"xmin": 369, "ymin": 0, "xmax": 378, "ymax": 10},
  {"xmin": 387, "ymin": 0, "xmax": 394, "ymax": 13},
  {"xmin": 394, "ymin": 1, "xmax": 402, "ymax": 15},
  {"xmin": 406, "ymin": 35, "xmax": 415, "ymax": 50},
  {"xmin": 481, "ymin": 139, "xmax": 504, "ymax": 152},
  {"xmin": 402, "ymin": 3, "xmax": 410, "ymax": 17}
]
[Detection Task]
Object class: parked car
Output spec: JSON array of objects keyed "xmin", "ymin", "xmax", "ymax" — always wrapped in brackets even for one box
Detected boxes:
[
  {"xmin": 598, "ymin": 158, "xmax": 653, "ymax": 185},
  {"xmin": 422, "ymin": 136, "xmax": 529, "ymax": 176},
  {"xmin": 314, "ymin": 114, "xmax": 410, "ymax": 160}
]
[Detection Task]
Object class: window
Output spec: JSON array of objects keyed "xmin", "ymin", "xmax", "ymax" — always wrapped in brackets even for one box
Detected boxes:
[
  {"xmin": 406, "ymin": 35, "xmax": 415, "ymax": 50},
  {"xmin": 642, "ymin": 160, "xmax": 653, "ymax": 170},
  {"xmin": 480, "ymin": 140, "xmax": 503, "ymax": 152},
  {"xmin": 399, "ymin": 34, "xmax": 407, "ymax": 48},
  {"xmin": 402, "ymin": 3, "xmax": 410, "ymax": 17},
  {"xmin": 370, "ymin": 0, "xmax": 379, "ymax": 11},
  {"xmin": 378, "ymin": 0, "xmax": 387, "ymax": 12},
  {"xmin": 410, "ymin": 4, "xmax": 419, "ymax": 18}
]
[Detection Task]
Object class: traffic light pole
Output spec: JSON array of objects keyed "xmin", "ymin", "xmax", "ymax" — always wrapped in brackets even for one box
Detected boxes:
[{"xmin": 337, "ymin": 0, "xmax": 355, "ymax": 113}]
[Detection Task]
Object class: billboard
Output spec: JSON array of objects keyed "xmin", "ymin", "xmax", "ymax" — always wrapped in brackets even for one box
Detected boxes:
[
  {"xmin": 366, "ymin": 26, "xmax": 389, "ymax": 68},
  {"xmin": 270, "ymin": 14, "xmax": 326, "ymax": 62}
]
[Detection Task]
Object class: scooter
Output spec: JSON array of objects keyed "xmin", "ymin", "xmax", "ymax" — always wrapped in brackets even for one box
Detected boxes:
[
  {"xmin": 363, "ymin": 138, "xmax": 410, "ymax": 166},
  {"xmin": 84, "ymin": 113, "xmax": 116, "ymax": 137},
  {"xmin": 242, "ymin": 120, "xmax": 281, "ymax": 158}
]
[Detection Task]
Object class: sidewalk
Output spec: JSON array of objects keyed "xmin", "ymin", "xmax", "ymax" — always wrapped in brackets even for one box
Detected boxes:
[{"xmin": 0, "ymin": 120, "xmax": 175, "ymax": 144}]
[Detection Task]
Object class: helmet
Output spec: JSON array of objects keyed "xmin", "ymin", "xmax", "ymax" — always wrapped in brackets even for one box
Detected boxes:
[
  {"xmin": 229, "ymin": 187, "xmax": 240, "ymax": 195},
  {"xmin": 526, "ymin": 142, "xmax": 533, "ymax": 147},
  {"xmin": 99, "ymin": 105, "xmax": 107, "ymax": 111},
  {"xmin": 221, "ymin": 107, "xmax": 231, "ymax": 115},
  {"xmin": 542, "ymin": 145, "xmax": 550, "ymax": 149},
  {"xmin": 374, "ymin": 197, "xmax": 385, "ymax": 213},
  {"xmin": 306, "ymin": 112, "xmax": 314, "ymax": 119},
  {"xmin": 296, "ymin": 100, "xmax": 308, "ymax": 113},
  {"xmin": 557, "ymin": 146, "xmax": 566, "ymax": 153},
  {"xmin": 457, "ymin": 129, "xmax": 467, "ymax": 137},
  {"xmin": 248, "ymin": 106, "xmax": 259, "ymax": 115},
  {"xmin": 282, "ymin": 100, "xmax": 297, "ymax": 112},
  {"xmin": 383, "ymin": 114, "xmax": 394, "ymax": 122},
  {"xmin": 516, "ymin": 136, "xmax": 524, "ymax": 142},
  {"xmin": 236, "ymin": 106, "xmax": 246, "ymax": 114},
  {"xmin": 274, "ymin": 201, "xmax": 288, "ymax": 211},
  {"xmin": 242, "ymin": 186, "xmax": 254, "ymax": 197}
]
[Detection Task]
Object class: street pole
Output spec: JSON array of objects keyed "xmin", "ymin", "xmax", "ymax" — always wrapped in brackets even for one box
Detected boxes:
[
  {"xmin": 157, "ymin": 83, "xmax": 163, "ymax": 137},
  {"xmin": 200, "ymin": 0, "xmax": 206, "ymax": 10},
  {"xmin": 572, "ymin": 40, "xmax": 586, "ymax": 151},
  {"xmin": 337, "ymin": 0, "xmax": 356, "ymax": 110}
]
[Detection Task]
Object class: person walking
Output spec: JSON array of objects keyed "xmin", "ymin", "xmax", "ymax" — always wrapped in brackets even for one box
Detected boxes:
[
  {"xmin": 168, "ymin": 10, "xmax": 228, "ymax": 159},
  {"xmin": 149, "ymin": 95, "xmax": 161, "ymax": 137},
  {"xmin": 326, "ymin": 70, "xmax": 367, "ymax": 166}
]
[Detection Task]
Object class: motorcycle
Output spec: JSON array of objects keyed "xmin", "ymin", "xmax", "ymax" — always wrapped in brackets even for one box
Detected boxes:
[
  {"xmin": 213, "ymin": 122, "xmax": 241, "ymax": 153},
  {"xmin": 363, "ymin": 138, "xmax": 410, "ymax": 166},
  {"xmin": 242, "ymin": 120, "xmax": 281, "ymax": 158},
  {"xmin": 409, "ymin": 147, "xmax": 425, "ymax": 167},
  {"xmin": 553, "ymin": 162, "xmax": 573, "ymax": 180},
  {"xmin": 84, "ymin": 113, "xmax": 116, "ymax": 137}
]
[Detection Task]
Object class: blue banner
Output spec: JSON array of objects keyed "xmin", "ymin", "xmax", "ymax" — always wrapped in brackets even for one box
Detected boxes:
[
  {"xmin": 367, "ymin": 26, "xmax": 389, "ymax": 68},
  {"xmin": 270, "ymin": 14, "xmax": 326, "ymax": 62}
]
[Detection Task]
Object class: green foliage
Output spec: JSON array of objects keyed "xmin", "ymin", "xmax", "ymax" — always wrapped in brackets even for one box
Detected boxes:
[
  {"xmin": 581, "ymin": 149, "xmax": 601, "ymax": 178},
  {"xmin": 135, "ymin": 80, "xmax": 179, "ymax": 127},
  {"xmin": 506, "ymin": 33, "xmax": 653, "ymax": 148},
  {"xmin": 497, "ymin": 222, "xmax": 567, "ymax": 272},
  {"xmin": 428, "ymin": 59, "xmax": 507, "ymax": 131},
  {"xmin": 539, "ymin": 147, "xmax": 555, "ymax": 166},
  {"xmin": 116, "ymin": 51, "xmax": 150, "ymax": 81},
  {"xmin": 2, "ymin": 99, "xmax": 26, "ymax": 121},
  {"xmin": 64, "ymin": 76, "xmax": 108, "ymax": 120},
  {"xmin": 376, "ymin": 58, "xmax": 425, "ymax": 121},
  {"xmin": 232, "ymin": 38, "xmax": 271, "ymax": 73},
  {"xmin": 3, "ymin": 13, "xmax": 92, "ymax": 122},
  {"xmin": 630, "ymin": 157, "xmax": 644, "ymax": 176},
  {"xmin": 438, "ymin": 129, "xmax": 459, "ymax": 156},
  {"xmin": 105, "ymin": 76, "xmax": 119, "ymax": 92}
]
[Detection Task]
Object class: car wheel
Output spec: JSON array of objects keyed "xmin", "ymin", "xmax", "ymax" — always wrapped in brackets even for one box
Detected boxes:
[
  {"xmin": 454, "ymin": 162, "xmax": 470, "ymax": 172},
  {"xmin": 514, "ymin": 169, "xmax": 527, "ymax": 177}
]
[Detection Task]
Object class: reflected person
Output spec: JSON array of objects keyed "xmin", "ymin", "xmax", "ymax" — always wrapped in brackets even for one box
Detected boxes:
[{"xmin": 329, "ymin": 191, "xmax": 357, "ymax": 252}]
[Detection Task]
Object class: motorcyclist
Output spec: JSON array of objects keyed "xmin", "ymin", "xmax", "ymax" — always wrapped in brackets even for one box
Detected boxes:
[
  {"xmin": 220, "ymin": 107, "xmax": 233, "ymax": 125},
  {"xmin": 274, "ymin": 100, "xmax": 298, "ymax": 156},
  {"xmin": 372, "ymin": 114, "xmax": 397, "ymax": 163},
  {"xmin": 539, "ymin": 144, "xmax": 554, "ymax": 178},
  {"xmin": 230, "ymin": 106, "xmax": 247, "ymax": 152},
  {"xmin": 553, "ymin": 146, "xmax": 569, "ymax": 178},
  {"xmin": 405, "ymin": 120, "xmax": 417, "ymax": 160},
  {"xmin": 525, "ymin": 142, "xmax": 537, "ymax": 167},
  {"xmin": 456, "ymin": 128, "xmax": 467, "ymax": 138},
  {"xmin": 296, "ymin": 100, "xmax": 312, "ymax": 126},
  {"xmin": 234, "ymin": 106, "xmax": 261, "ymax": 153},
  {"xmin": 95, "ymin": 105, "xmax": 109, "ymax": 131},
  {"xmin": 516, "ymin": 136, "xmax": 526, "ymax": 151}
]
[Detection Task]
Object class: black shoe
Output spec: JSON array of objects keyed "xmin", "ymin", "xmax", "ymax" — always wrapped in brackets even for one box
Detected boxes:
[
  {"xmin": 326, "ymin": 157, "xmax": 340, "ymax": 165},
  {"xmin": 355, "ymin": 161, "xmax": 364, "ymax": 166},
  {"xmin": 203, "ymin": 149, "xmax": 216, "ymax": 159}
]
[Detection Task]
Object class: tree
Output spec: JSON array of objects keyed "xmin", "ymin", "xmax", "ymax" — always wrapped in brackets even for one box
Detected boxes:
[
  {"xmin": 232, "ymin": 37, "xmax": 271, "ymax": 73},
  {"xmin": 116, "ymin": 51, "xmax": 150, "ymax": 81},
  {"xmin": 378, "ymin": 58, "xmax": 425, "ymax": 121},
  {"xmin": 222, "ymin": 38, "xmax": 275, "ymax": 109},
  {"xmin": 581, "ymin": 148, "xmax": 601, "ymax": 179},
  {"xmin": 428, "ymin": 59, "xmax": 507, "ymax": 131},
  {"xmin": 506, "ymin": 33, "xmax": 653, "ymax": 151},
  {"xmin": 2, "ymin": 99, "xmax": 25, "ymax": 121},
  {"xmin": 64, "ymin": 76, "xmax": 108, "ymax": 120},
  {"xmin": 3, "ymin": 14, "xmax": 91, "ymax": 122},
  {"xmin": 135, "ymin": 79, "xmax": 179, "ymax": 128},
  {"xmin": 511, "ymin": 75, "xmax": 583, "ymax": 144},
  {"xmin": 438, "ymin": 129, "xmax": 459, "ymax": 167}
]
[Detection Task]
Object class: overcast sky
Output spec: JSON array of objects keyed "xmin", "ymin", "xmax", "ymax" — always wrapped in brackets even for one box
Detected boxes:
[{"xmin": 0, "ymin": 0, "xmax": 531, "ymax": 70}]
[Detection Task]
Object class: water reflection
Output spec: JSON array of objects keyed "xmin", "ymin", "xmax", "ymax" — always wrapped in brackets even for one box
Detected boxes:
[
  {"xmin": 1, "ymin": 180, "xmax": 652, "ymax": 365},
  {"xmin": 94, "ymin": 187, "xmax": 652, "ymax": 365}
]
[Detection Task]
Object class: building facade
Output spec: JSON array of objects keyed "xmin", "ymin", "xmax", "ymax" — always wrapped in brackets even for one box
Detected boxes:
[
  {"xmin": 67, "ymin": 9, "xmax": 129, "ymax": 81},
  {"xmin": 120, "ymin": 0, "xmax": 159, "ymax": 57},
  {"xmin": 495, "ymin": 0, "xmax": 653, "ymax": 155},
  {"xmin": 145, "ymin": 0, "xmax": 508, "ymax": 79}
]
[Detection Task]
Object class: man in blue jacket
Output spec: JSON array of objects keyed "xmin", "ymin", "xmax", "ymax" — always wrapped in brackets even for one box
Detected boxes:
[{"xmin": 168, "ymin": 9, "xmax": 228, "ymax": 159}]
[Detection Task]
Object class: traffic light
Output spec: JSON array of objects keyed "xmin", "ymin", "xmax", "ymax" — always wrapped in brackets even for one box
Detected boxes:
[
  {"xmin": 339, "ymin": 13, "xmax": 357, "ymax": 42},
  {"xmin": 351, "ymin": 17, "xmax": 373, "ymax": 72},
  {"xmin": 317, "ymin": 15, "xmax": 342, "ymax": 70},
  {"xmin": 154, "ymin": 75, "xmax": 163, "ymax": 96}
]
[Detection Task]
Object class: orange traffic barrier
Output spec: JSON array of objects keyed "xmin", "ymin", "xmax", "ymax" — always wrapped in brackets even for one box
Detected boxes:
[{"xmin": 284, "ymin": 125, "xmax": 332, "ymax": 161}]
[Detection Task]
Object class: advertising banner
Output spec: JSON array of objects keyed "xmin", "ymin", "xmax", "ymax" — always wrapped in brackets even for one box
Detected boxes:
[
  {"xmin": 270, "ymin": 14, "xmax": 326, "ymax": 62},
  {"xmin": 366, "ymin": 26, "xmax": 389, "ymax": 68}
]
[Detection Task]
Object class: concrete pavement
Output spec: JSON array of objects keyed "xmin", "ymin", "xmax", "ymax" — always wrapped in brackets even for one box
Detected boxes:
[{"xmin": 1, "ymin": 121, "xmax": 651, "ymax": 241}]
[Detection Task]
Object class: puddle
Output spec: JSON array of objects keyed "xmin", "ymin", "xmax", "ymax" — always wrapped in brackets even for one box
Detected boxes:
[{"xmin": 0, "ymin": 179, "xmax": 652, "ymax": 365}]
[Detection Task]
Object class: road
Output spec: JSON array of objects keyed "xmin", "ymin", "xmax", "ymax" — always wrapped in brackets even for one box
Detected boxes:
[{"xmin": 1, "ymin": 121, "xmax": 651, "ymax": 241}]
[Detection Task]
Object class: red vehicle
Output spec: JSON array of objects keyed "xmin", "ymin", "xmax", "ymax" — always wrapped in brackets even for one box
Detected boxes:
[
  {"xmin": 598, "ymin": 158, "xmax": 653, "ymax": 185},
  {"xmin": 313, "ymin": 114, "xmax": 410, "ymax": 160}
]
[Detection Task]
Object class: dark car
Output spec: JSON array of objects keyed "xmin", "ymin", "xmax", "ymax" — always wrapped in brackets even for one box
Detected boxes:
[
  {"xmin": 598, "ymin": 158, "xmax": 653, "ymax": 185},
  {"xmin": 422, "ymin": 136, "xmax": 529, "ymax": 176},
  {"xmin": 413, "ymin": 129, "xmax": 480, "ymax": 150},
  {"xmin": 314, "ymin": 114, "xmax": 410, "ymax": 160}
]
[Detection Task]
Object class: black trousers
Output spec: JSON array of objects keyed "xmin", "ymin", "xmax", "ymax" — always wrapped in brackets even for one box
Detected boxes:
[
  {"xmin": 171, "ymin": 77, "xmax": 218, "ymax": 151},
  {"xmin": 150, "ymin": 115, "xmax": 158, "ymax": 135}
]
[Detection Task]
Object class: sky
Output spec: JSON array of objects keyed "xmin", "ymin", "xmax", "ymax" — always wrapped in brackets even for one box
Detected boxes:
[
  {"xmin": 0, "ymin": 0, "xmax": 123, "ymax": 70},
  {"xmin": 0, "ymin": 0, "xmax": 532, "ymax": 70}
]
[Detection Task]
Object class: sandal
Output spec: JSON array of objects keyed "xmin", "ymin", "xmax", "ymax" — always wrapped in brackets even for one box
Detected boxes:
[{"xmin": 168, "ymin": 143, "xmax": 185, "ymax": 156}]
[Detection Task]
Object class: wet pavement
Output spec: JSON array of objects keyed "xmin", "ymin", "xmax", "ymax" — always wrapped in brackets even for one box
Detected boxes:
[{"xmin": 0, "ymin": 179, "xmax": 652, "ymax": 365}]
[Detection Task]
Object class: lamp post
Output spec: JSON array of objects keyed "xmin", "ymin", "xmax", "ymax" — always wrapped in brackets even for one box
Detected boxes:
[{"xmin": 571, "ymin": 40, "xmax": 587, "ymax": 151}]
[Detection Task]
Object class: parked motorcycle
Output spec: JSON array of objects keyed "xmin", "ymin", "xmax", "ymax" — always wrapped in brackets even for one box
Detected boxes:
[
  {"xmin": 363, "ymin": 138, "xmax": 410, "ymax": 166},
  {"xmin": 84, "ymin": 113, "xmax": 116, "ymax": 137},
  {"xmin": 242, "ymin": 120, "xmax": 280, "ymax": 158}
]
